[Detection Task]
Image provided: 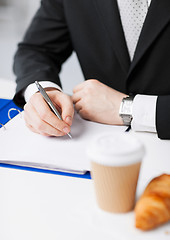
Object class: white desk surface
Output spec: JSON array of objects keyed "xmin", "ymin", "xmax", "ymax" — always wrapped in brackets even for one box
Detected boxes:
[{"xmin": 0, "ymin": 78, "xmax": 170, "ymax": 240}]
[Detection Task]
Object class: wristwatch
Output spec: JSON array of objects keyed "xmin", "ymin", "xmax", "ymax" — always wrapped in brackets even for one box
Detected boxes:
[{"xmin": 119, "ymin": 96, "xmax": 134, "ymax": 126}]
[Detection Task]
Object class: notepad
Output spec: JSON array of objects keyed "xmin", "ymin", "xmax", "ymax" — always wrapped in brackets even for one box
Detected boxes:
[{"xmin": 0, "ymin": 112, "xmax": 126, "ymax": 174}]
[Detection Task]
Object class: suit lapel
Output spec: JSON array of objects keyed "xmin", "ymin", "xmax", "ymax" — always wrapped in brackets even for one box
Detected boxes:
[
  {"xmin": 94, "ymin": 0, "xmax": 170, "ymax": 81},
  {"xmin": 128, "ymin": 0, "xmax": 170, "ymax": 77},
  {"xmin": 94, "ymin": 0, "xmax": 130, "ymax": 74}
]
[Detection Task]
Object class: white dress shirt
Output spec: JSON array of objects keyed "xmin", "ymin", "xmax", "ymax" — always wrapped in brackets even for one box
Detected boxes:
[{"xmin": 24, "ymin": 0, "xmax": 157, "ymax": 133}]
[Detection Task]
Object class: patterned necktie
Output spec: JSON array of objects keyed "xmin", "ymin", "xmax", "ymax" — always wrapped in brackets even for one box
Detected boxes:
[{"xmin": 117, "ymin": 0, "xmax": 149, "ymax": 61}]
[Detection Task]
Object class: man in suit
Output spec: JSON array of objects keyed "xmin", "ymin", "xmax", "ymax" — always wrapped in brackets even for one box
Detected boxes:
[{"xmin": 13, "ymin": 0, "xmax": 170, "ymax": 139}]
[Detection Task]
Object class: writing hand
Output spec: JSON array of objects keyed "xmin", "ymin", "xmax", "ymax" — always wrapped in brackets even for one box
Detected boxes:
[{"xmin": 24, "ymin": 88, "xmax": 74, "ymax": 136}]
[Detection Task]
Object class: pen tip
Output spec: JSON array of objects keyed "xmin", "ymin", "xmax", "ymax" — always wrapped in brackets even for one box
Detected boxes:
[{"xmin": 68, "ymin": 133, "xmax": 72, "ymax": 139}]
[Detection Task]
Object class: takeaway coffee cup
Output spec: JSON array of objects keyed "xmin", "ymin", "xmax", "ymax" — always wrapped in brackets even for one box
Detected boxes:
[{"xmin": 87, "ymin": 133, "xmax": 145, "ymax": 213}]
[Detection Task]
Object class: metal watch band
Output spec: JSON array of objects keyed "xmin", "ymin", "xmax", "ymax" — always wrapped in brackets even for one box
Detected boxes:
[
  {"xmin": 119, "ymin": 96, "xmax": 134, "ymax": 126},
  {"xmin": 121, "ymin": 114, "xmax": 133, "ymax": 126}
]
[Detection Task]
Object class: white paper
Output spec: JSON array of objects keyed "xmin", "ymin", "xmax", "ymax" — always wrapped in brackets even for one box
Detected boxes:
[{"xmin": 0, "ymin": 112, "xmax": 126, "ymax": 173}]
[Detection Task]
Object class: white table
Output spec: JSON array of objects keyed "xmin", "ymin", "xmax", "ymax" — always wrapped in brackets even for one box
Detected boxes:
[{"xmin": 0, "ymin": 78, "xmax": 170, "ymax": 240}]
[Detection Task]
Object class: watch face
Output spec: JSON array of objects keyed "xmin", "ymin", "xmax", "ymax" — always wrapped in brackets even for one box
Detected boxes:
[
  {"xmin": 122, "ymin": 100, "xmax": 133, "ymax": 114},
  {"xmin": 119, "ymin": 97, "xmax": 133, "ymax": 125},
  {"xmin": 119, "ymin": 99, "xmax": 133, "ymax": 116}
]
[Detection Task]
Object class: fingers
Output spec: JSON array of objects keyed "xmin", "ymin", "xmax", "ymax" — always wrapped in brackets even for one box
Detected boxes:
[
  {"xmin": 74, "ymin": 100, "xmax": 83, "ymax": 113},
  {"xmin": 72, "ymin": 91, "xmax": 82, "ymax": 104},
  {"xmin": 78, "ymin": 109, "xmax": 89, "ymax": 120},
  {"xmin": 73, "ymin": 82, "xmax": 85, "ymax": 93},
  {"xmin": 73, "ymin": 79, "xmax": 99, "ymax": 93},
  {"xmin": 58, "ymin": 94, "xmax": 74, "ymax": 126},
  {"xmin": 72, "ymin": 83, "xmax": 88, "ymax": 113},
  {"xmin": 25, "ymin": 122, "xmax": 51, "ymax": 137},
  {"xmin": 72, "ymin": 79, "xmax": 99, "ymax": 105},
  {"xmin": 46, "ymin": 91, "xmax": 74, "ymax": 126},
  {"xmin": 30, "ymin": 93, "xmax": 70, "ymax": 133},
  {"xmin": 24, "ymin": 90, "xmax": 74, "ymax": 137},
  {"xmin": 24, "ymin": 102, "xmax": 66, "ymax": 137}
]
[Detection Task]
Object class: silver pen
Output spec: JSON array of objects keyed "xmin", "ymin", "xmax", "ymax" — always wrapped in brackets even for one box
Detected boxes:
[{"xmin": 35, "ymin": 81, "xmax": 72, "ymax": 139}]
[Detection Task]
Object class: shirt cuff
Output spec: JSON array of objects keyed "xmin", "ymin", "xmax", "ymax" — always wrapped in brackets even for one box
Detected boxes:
[
  {"xmin": 131, "ymin": 94, "xmax": 157, "ymax": 133},
  {"xmin": 24, "ymin": 81, "xmax": 62, "ymax": 102}
]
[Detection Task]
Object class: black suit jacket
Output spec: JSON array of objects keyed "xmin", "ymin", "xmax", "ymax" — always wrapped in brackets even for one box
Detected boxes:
[{"xmin": 13, "ymin": 0, "xmax": 170, "ymax": 139}]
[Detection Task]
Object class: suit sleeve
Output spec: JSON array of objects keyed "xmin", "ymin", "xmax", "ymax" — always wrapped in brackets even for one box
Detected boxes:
[
  {"xmin": 156, "ymin": 96, "xmax": 170, "ymax": 139},
  {"xmin": 13, "ymin": 0, "xmax": 73, "ymax": 108}
]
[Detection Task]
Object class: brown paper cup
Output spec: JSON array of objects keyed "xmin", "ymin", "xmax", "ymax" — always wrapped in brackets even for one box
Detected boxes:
[
  {"xmin": 87, "ymin": 133, "xmax": 145, "ymax": 213},
  {"xmin": 91, "ymin": 161, "xmax": 141, "ymax": 213}
]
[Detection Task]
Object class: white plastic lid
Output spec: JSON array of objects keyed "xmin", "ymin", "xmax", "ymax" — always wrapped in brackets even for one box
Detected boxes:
[{"xmin": 87, "ymin": 133, "xmax": 145, "ymax": 166}]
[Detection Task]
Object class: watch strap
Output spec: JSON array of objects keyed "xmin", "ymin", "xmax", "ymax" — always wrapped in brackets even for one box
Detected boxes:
[{"xmin": 119, "ymin": 96, "xmax": 134, "ymax": 126}]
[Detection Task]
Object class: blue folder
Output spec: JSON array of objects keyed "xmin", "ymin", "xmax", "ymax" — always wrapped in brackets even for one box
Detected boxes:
[
  {"xmin": 0, "ymin": 98, "xmax": 23, "ymax": 127},
  {"xmin": 0, "ymin": 98, "xmax": 91, "ymax": 179}
]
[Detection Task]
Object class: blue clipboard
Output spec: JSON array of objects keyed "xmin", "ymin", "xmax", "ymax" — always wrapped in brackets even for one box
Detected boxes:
[
  {"xmin": 0, "ymin": 98, "xmax": 23, "ymax": 127},
  {"xmin": 0, "ymin": 98, "xmax": 91, "ymax": 179}
]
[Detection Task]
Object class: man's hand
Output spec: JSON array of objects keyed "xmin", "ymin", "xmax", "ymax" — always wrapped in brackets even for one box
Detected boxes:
[
  {"xmin": 24, "ymin": 88, "xmax": 74, "ymax": 136},
  {"xmin": 72, "ymin": 80, "xmax": 128, "ymax": 125}
]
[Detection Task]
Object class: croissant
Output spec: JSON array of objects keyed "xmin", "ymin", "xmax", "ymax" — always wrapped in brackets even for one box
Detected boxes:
[{"xmin": 135, "ymin": 174, "xmax": 170, "ymax": 230}]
